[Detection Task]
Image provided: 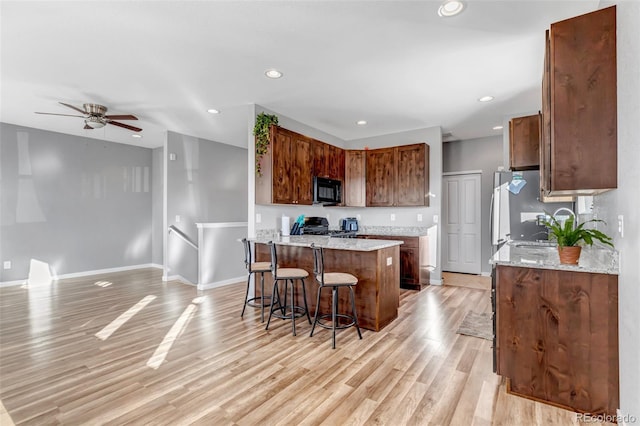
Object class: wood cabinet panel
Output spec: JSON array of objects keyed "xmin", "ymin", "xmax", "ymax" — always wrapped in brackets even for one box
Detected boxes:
[
  {"xmin": 542, "ymin": 6, "xmax": 617, "ymax": 196},
  {"xmin": 396, "ymin": 143, "xmax": 429, "ymax": 206},
  {"xmin": 345, "ymin": 150, "xmax": 366, "ymax": 207},
  {"xmin": 496, "ymin": 265, "xmax": 619, "ymax": 416},
  {"xmin": 509, "ymin": 114, "xmax": 540, "ymax": 171},
  {"xmin": 291, "ymin": 134, "xmax": 312, "ymax": 205},
  {"xmin": 366, "ymin": 148, "xmax": 396, "ymax": 207},
  {"xmin": 312, "ymin": 140, "xmax": 345, "ymax": 182}
]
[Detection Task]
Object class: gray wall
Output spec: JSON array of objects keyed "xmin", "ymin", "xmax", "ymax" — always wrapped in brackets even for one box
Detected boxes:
[
  {"xmin": 591, "ymin": 2, "xmax": 640, "ymax": 419},
  {"xmin": 443, "ymin": 135, "xmax": 502, "ymax": 274},
  {"xmin": 166, "ymin": 131, "xmax": 248, "ymax": 284},
  {"xmin": 151, "ymin": 147, "xmax": 164, "ymax": 265},
  {"xmin": 0, "ymin": 123, "xmax": 152, "ymax": 282}
]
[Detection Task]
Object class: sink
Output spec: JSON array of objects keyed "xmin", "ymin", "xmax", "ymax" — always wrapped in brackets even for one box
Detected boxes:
[{"xmin": 512, "ymin": 241, "xmax": 556, "ymax": 249}]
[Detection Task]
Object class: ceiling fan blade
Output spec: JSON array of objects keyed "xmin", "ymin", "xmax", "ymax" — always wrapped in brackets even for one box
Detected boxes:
[
  {"xmin": 84, "ymin": 124, "xmax": 92, "ymax": 130},
  {"xmin": 104, "ymin": 114, "xmax": 138, "ymax": 120},
  {"xmin": 35, "ymin": 112, "xmax": 85, "ymax": 117},
  {"xmin": 59, "ymin": 102, "xmax": 87, "ymax": 114},
  {"xmin": 108, "ymin": 121, "xmax": 142, "ymax": 132}
]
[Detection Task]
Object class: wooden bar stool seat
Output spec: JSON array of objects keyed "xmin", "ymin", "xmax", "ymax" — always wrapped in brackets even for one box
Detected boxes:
[{"xmin": 310, "ymin": 244, "xmax": 362, "ymax": 349}]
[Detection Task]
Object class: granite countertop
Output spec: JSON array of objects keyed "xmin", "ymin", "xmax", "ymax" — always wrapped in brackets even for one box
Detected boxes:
[
  {"xmin": 490, "ymin": 241, "xmax": 619, "ymax": 275},
  {"xmin": 357, "ymin": 226, "xmax": 431, "ymax": 237},
  {"xmin": 250, "ymin": 235, "xmax": 402, "ymax": 252}
]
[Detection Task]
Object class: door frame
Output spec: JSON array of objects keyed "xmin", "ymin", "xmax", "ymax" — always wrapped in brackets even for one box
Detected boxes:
[{"xmin": 442, "ymin": 171, "xmax": 482, "ymax": 274}]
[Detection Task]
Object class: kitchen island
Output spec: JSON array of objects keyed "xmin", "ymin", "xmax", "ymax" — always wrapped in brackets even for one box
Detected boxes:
[
  {"xmin": 490, "ymin": 241, "xmax": 619, "ymax": 416},
  {"xmin": 251, "ymin": 235, "xmax": 402, "ymax": 331}
]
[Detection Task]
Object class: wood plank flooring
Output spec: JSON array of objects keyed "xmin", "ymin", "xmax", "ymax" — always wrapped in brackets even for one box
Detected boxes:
[{"xmin": 0, "ymin": 269, "xmax": 611, "ymax": 425}]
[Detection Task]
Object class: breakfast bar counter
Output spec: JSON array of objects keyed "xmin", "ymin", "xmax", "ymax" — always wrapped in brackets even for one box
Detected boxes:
[{"xmin": 250, "ymin": 235, "xmax": 402, "ymax": 331}]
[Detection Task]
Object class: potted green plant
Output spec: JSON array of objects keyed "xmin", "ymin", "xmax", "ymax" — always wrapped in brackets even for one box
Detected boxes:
[
  {"xmin": 253, "ymin": 112, "xmax": 278, "ymax": 177},
  {"xmin": 541, "ymin": 215, "xmax": 614, "ymax": 264}
]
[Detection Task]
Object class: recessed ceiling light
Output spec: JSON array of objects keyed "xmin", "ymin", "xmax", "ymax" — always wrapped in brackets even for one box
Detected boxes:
[
  {"xmin": 207, "ymin": 109, "xmax": 220, "ymax": 114},
  {"xmin": 493, "ymin": 125, "xmax": 504, "ymax": 130},
  {"xmin": 478, "ymin": 95, "xmax": 495, "ymax": 102},
  {"xmin": 438, "ymin": 0, "xmax": 465, "ymax": 17},
  {"xmin": 265, "ymin": 69, "xmax": 283, "ymax": 79},
  {"xmin": 356, "ymin": 120, "xmax": 367, "ymax": 126},
  {"xmin": 132, "ymin": 134, "xmax": 142, "ymax": 138}
]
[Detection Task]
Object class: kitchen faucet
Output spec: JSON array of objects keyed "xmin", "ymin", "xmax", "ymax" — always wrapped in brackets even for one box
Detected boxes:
[{"xmin": 552, "ymin": 207, "xmax": 577, "ymax": 229}]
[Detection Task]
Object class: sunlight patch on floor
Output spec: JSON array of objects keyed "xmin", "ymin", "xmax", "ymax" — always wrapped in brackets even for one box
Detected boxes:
[
  {"xmin": 94, "ymin": 281, "xmax": 113, "ymax": 288},
  {"xmin": 95, "ymin": 295, "xmax": 156, "ymax": 340},
  {"xmin": 146, "ymin": 303, "xmax": 197, "ymax": 369}
]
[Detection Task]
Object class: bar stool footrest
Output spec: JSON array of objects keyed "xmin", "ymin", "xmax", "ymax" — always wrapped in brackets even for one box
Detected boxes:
[
  {"xmin": 245, "ymin": 295, "xmax": 272, "ymax": 308},
  {"xmin": 271, "ymin": 305, "xmax": 308, "ymax": 320},
  {"xmin": 315, "ymin": 313, "xmax": 357, "ymax": 330}
]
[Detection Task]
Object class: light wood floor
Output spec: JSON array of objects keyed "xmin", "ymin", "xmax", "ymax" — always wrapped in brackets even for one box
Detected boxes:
[{"xmin": 0, "ymin": 269, "xmax": 610, "ymax": 425}]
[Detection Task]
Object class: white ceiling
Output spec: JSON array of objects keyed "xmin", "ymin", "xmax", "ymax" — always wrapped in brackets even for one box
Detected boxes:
[{"xmin": 0, "ymin": 1, "xmax": 600, "ymax": 149}]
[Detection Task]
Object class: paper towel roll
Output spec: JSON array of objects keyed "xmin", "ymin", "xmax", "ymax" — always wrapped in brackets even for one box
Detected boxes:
[{"xmin": 281, "ymin": 216, "xmax": 290, "ymax": 236}]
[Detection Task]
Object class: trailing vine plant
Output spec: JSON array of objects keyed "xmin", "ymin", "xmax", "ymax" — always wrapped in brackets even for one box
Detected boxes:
[{"xmin": 253, "ymin": 112, "xmax": 279, "ymax": 176}]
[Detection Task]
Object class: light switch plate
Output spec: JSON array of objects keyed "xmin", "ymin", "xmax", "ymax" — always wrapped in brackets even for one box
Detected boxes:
[
  {"xmin": 175, "ymin": 215, "xmax": 181, "ymax": 223},
  {"xmin": 390, "ymin": 214, "xmax": 396, "ymax": 222},
  {"xmin": 256, "ymin": 213, "xmax": 262, "ymax": 223},
  {"xmin": 3, "ymin": 261, "xmax": 11, "ymax": 270},
  {"xmin": 417, "ymin": 214, "xmax": 423, "ymax": 222},
  {"xmin": 618, "ymin": 215, "xmax": 624, "ymax": 238}
]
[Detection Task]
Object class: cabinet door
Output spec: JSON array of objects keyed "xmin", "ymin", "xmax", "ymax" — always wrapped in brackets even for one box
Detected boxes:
[
  {"xmin": 549, "ymin": 6, "xmax": 617, "ymax": 194},
  {"xmin": 292, "ymin": 135, "xmax": 312, "ymax": 205},
  {"xmin": 327, "ymin": 144, "xmax": 345, "ymax": 182},
  {"xmin": 272, "ymin": 128, "xmax": 294, "ymax": 204},
  {"xmin": 366, "ymin": 148, "xmax": 395, "ymax": 207},
  {"xmin": 509, "ymin": 115, "xmax": 540, "ymax": 171},
  {"xmin": 396, "ymin": 143, "xmax": 429, "ymax": 206},
  {"xmin": 399, "ymin": 247, "xmax": 418, "ymax": 285},
  {"xmin": 311, "ymin": 140, "xmax": 328, "ymax": 178},
  {"xmin": 345, "ymin": 150, "xmax": 366, "ymax": 207}
]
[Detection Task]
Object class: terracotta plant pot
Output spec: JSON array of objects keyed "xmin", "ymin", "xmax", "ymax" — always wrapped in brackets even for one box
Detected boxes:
[{"xmin": 558, "ymin": 246, "xmax": 582, "ymax": 264}]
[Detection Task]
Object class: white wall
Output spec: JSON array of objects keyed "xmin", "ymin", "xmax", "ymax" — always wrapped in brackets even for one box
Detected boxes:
[{"xmin": 591, "ymin": 2, "xmax": 640, "ymax": 419}]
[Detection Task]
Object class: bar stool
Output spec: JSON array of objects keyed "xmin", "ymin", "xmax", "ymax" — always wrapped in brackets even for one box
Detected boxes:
[
  {"xmin": 265, "ymin": 241, "xmax": 311, "ymax": 336},
  {"xmin": 241, "ymin": 238, "xmax": 273, "ymax": 322},
  {"xmin": 310, "ymin": 244, "xmax": 362, "ymax": 349}
]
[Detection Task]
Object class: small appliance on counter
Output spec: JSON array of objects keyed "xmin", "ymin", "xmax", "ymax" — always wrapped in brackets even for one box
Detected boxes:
[
  {"xmin": 303, "ymin": 216, "xmax": 357, "ymax": 238},
  {"xmin": 340, "ymin": 217, "xmax": 359, "ymax": 232}
]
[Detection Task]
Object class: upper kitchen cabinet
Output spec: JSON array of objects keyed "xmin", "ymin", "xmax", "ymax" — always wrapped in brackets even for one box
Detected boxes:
[
  {"xmin": 255, "ymin": 126, "xmax": 313, "ymax": 205},
  {"xmin": 366, "ymin": 143, "xmax": 429, "ymax": 207},
  {"xmin": 312, "ymin": 140, "xmax": 345, "ymax": 182},
  {"xmin": 541, "ymin": 6, "xmax": 617, "ymax": 197},
  {"xmin": 344, "ymin": 150, "xmax": 366, "ymax": 207},
  {"xmin": 509, "ymin": 114, "xmax": 540, "ymax": 171}
]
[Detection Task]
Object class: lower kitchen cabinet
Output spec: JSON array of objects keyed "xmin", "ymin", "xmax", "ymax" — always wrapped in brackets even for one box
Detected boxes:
[
  {"xmin": 359, "ymin": 234, "xmax": 429, "ymax": 290},
  {"xmin": 495, "ymin": 265, "xmax": 619, "ymax": 416}
]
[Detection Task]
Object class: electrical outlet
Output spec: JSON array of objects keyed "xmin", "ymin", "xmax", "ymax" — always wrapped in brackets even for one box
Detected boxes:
[
  {"xmin": 3, "ymin": 261, "xmax": 11, "ymax": 270},
  {"xmin": 175, "ymin": 215, "xmax": 181, "ymax": 223},
  {"xmin": 390, "ymin": 214, "xmax": 396, "ymax": 222},
  {"xmin": 433, "ymin": 215, "xmax": 439, "ymax": 224},
  {"xmin": 618, "ymin": 215, "xmax": 624, "ymax": 238},
  {"xmin": 256, "ymin": 213, "xmax": 262, "ymax": 223},
  {"xmin": 417, "ymin": 214, "xmax": 423, "ymax": 222}
]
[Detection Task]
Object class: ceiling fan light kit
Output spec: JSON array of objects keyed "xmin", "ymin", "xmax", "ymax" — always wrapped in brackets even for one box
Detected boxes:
[{"xmin": 35, "ymin": 102, "xmax": 142, "ymax": 132}]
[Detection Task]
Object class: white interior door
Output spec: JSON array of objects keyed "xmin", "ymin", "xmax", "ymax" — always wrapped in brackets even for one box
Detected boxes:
[{"xmin": 442, "ymin": 173, "xmax": 482, "ymax": 274}]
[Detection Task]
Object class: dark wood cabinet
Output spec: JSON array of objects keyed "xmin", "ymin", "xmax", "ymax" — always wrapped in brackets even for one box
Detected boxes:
[
  {"xmin": 509, "ymin": 114, "xmax": 540, "ymax": 171},
  {"xmin": 365, "ymin": 147, "xmax": 396, "ymax": 207},
  {"xmin": 256, "ymin": 126, "xmax": 312, "ymax": 205},
  {"xmin": 541, "ymin": 6, "xmax": 617, "ymax": 196},
  {"xmin": 359, "ymin": 234, "xmax": 430, "ymax": 290},
  {"xmin": 344, "ymin": 150, "xmax": 366, "ymax": 207},
  {"xmin": 311, "ymin": 140, "xmax": 345, "ymax": 182},
  {"xmin": 365, "ymin": 143, "xmax": 429, "ymax": 207},
  {"xmin": 495, "ymin": 265, "xmax": 619, "ymax": 416}
]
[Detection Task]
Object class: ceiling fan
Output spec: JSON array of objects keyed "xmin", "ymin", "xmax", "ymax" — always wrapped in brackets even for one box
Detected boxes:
[{"xmin": 35, "ymin": 102, "xmax": 142, "ymax": 132}]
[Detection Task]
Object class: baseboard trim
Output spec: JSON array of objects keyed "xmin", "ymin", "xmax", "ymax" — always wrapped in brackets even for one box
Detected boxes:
[
  {"xmin": 481, "ymin": 271, "xmax": 492, "ymax": 277},
  {"xmin": 0, "ymin": 263, "xmax": 163, "ymax": 287},
  {"xmin": 197, "ymin": 276, "xmax": 245, "ymax": 290},
  {"xmin": 430, "ymin": 279, "xmax": 443, "ymax": 286},
  {"xmin": 164, "ymin": 274, "xmax": 197, "ymax": 286}
]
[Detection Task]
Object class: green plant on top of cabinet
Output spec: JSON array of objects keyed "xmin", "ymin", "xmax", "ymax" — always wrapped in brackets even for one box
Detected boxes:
[
  {"xmin": 509, "ymin": 114, "xmax": 540, "ymax": 171},
  {"xmin": 540, "ymin": 6, "xmax": 617, "ymax": 197},
  {"xmin": 365, "ymin": 143, "xmax": 429, "ymax": 207}
]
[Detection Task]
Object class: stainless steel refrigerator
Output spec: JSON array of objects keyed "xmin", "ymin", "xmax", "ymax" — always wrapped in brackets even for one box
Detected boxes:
[{"xmin": 491, "ymin": 170, "xmax": 572, "ymax": 247}]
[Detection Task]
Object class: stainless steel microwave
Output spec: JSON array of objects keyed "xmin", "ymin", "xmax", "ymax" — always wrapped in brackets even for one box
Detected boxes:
[{"xmin": 313, "ymin": 176, "xmax": 342, "ymax": 205}]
